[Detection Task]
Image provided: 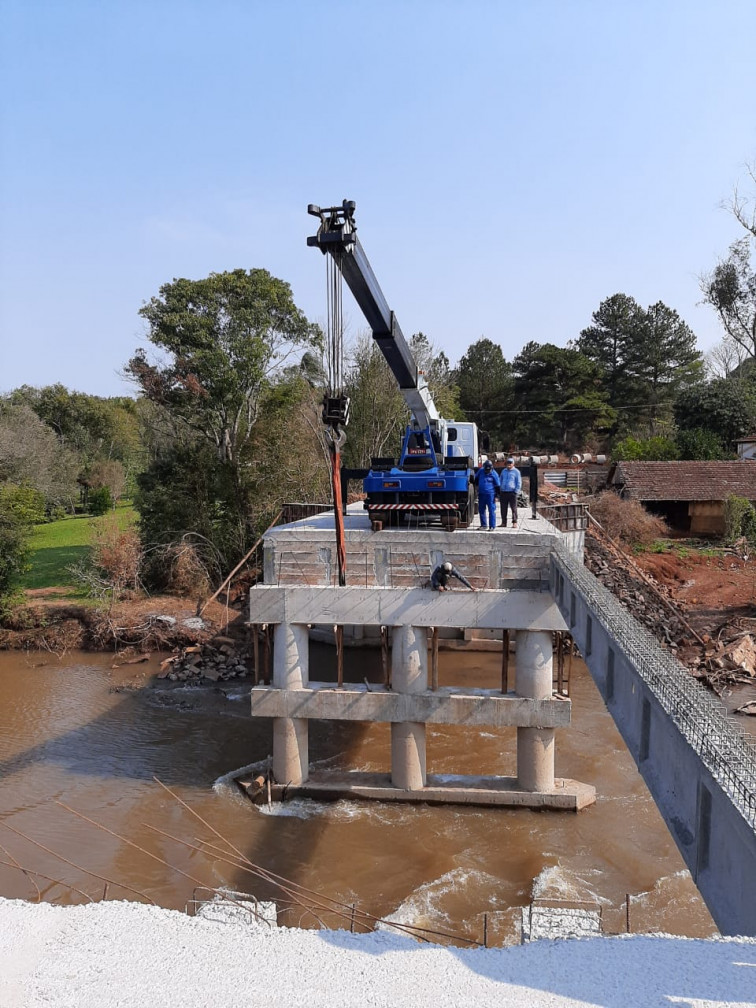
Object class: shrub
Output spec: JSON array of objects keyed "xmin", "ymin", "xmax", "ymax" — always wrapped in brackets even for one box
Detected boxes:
[
  {"xmin": 0, "ymin": 483, "xmax": 46, "ymax": 525},
  {"xmin": 88, "ymin": 486, "xmax": 112, "ymax": 516},
  {"xmin": 587, "ymin": 491, "xmax": 669, "ymax": 546},
  {"xmin": 675, "ymin": 428, "xmax": 727, "ymax": 460},
  {"xmin": 723, "ymin": 494, "xmax": 756, "ymax": 546},
  {"xmin": 613, "ymin": 435, "xmax": 679, "ymax": 461},
  {"xmin": 144, "ymin": 536, "xmax": 213, "ymax": 599}
]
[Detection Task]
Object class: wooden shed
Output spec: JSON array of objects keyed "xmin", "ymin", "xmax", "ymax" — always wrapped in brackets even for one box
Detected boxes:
[{"xmin": 607, "ymin": 460, "xmax": 756, "ymax": 536}]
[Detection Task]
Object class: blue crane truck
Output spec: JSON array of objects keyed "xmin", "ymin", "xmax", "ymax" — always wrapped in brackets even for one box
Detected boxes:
[{"xmin": 308, "ymin": 200, "xmax": 479, "ymax": 530}]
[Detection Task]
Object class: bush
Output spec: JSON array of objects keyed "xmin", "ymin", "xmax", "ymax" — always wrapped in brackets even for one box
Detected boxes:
[
  {"xmin": 588, "ymin": 491, "xmax": 669, "ymax": 546},
  {"xmin": 88, "ymin": 486, "xmax": 112, "ymax": 516},
  {"xmin": 0, "ymin": 509, "xmax": 31, "ymax": 615},
  {"xmin": 723, "ymin": 494, "xmax": 756, "ymax": 546},
  {"xmin": 144, "ymin": 537, "xmax": 212, "ymax": 599},
  {"xmin": 0, "ymin": 483, "xmax": 46, "ymax": 525},
  {"xmin": 613, "ymin": 435, "xmax": 679, "ymax": 461},
  {"xmin": 675, "ymin": 428, "xmax": 727, "ymax": 460}
]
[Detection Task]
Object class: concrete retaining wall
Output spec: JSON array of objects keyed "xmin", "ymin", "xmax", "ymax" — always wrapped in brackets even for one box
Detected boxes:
[{"xmin": 551, "ymin": 548, "xmax": 756, "ymax": 937}]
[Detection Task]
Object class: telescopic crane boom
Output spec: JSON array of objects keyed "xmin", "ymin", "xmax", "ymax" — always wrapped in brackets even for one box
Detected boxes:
[
  {"xmin": 307, "ymin": 201, "xmax": 439, "ymax": 432},
  {"xmin": 308, "ymin": 200, "xmax": 478, "ymax": 531}
]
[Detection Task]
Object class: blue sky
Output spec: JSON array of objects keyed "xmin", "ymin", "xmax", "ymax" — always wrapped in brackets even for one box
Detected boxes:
[{"xmin": 1, "ymin": 0, "xmax": 755, "ymax": 397}]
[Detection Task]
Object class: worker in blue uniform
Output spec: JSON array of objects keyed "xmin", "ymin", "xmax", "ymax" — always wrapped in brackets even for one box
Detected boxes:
[
  {"xmin": 474, "ymin": 459, "xmax": 500, "ymax": 530},
  {"xmin": 499, "ymin": 457, "xmax": 522, "ymax": 528}
]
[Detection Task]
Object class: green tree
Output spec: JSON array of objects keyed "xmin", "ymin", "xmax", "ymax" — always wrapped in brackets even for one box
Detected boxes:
[
  {"xmin": 454, "ymin": 338, "xmax": 513, "ymax": 447},
  {"xmin": 512, "ymin": 342, "xmax": 615, "ymax": 451},
  {"xmin": 342, "ymin": 334, "xmax": 406, "ymax": 466},
  {"xmin": 574, "ymin": 293, "xmax": 645, "ymax": 409},
  {"xmin": 128, "ymin": 269, "xmax": 321, "ymax": 468},
  {"xmin": 0, "ymin": 402, "xmax": 79, "ymax": 512},
  {"xmin": 612, "ymin": 435, "xmax": 679, "ymax": 461},
  {"xmin": 623, "ymin": 302, "xmax": 702, "ymax": 435},
  {"xmin": 674, "ymin": 377, "xmax": 756, "ymax": 447},
  {"xmin": 675, "ymin": 428, "xmax": 727, "ymax": 460},
  {"xmin": 409, "ymin": 332, "xmax": 461, "ymax": 420}
]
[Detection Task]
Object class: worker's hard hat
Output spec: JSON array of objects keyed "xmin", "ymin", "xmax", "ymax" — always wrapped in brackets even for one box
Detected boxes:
[
  {"xmin": 443, "ymin": 562, "xmax": 453, "ymax": 573},
  {"xmin": 483, "ymin": 459, "xmax": 493, "ymax": 470}
]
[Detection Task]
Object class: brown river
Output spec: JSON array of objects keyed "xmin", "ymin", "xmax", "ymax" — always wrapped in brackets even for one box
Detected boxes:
[{"xmin": 0, "ymin": 644, "xmax": 716, "ymax": 946}]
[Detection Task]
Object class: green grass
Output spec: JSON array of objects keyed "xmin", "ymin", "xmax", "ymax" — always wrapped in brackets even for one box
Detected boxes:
[{"xmin": 21, "ymin": 502, "xmax": 137, "ymax": 594}]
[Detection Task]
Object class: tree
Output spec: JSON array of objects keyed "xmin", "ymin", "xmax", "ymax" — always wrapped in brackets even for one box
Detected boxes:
[
  {"xmin": 675, "ymin": 428, "xmax": 727, "ymax": 460},
  {"xmin": 512, "ymin": 342, "xmax": 615, "ymax": 451},
  {"xmin": 576, "ymin": 295, "xmax": 702, "ymax": 436},
  {"xmin": 704, "ymin": 337, "xmax": 748, "ymax": 379},
  {"xmin": 701, "ymin": 239, "xmax": 756, "ymax": 359},
  {"xmin": 342, "ymin": 333, "xmax": 406, "ymax": 466},
  {"xmin": 574, "ymin": 293, "xmax": 645, "ymax": 408},
  {"xmin": 128, "ymin": 269, "xmax": 321, "ymax": 468},
  {"xmin": 455, "ymin": 338, "xmax": 513, "ymax": 447},
  {"xmin": 0, "ymin": 403, "xmax": 79, "ymax": 512},
  {"xmin": 674, "ymin": 377, "xmax": 756, "ymax": 448},
  {"xmin": 0, "ymin": 504, "xmax": 29, "ymax": 614},
  {"xmin": 409, "ymin": 332, "xmax": 461, "ymax": 420},
  {"xmin": 612, "ymin": 435, "xmax": 679, "ymax": 461},
  {"xmin": 623, "ymin": 301, "xmax": 702, "ymax": 435},
  {"xmin": 701, "ymin": 163, "xmax": 756, "ymax": 360}
]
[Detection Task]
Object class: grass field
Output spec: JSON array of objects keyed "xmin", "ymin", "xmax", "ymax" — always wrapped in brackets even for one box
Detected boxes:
[{"xmin": 21, "ymin": 503, "xmax": 138, "ymax": 597}]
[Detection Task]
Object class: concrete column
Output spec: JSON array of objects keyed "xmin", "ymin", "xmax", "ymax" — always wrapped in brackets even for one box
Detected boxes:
[
  {"xmin": 390, "ymin": 624, "xmax": 428, "ymax": 790},
  {"xmin": 272, "ymin": 622, "xmax": 309, "ymax": 785},
  {"xmin": 515, "ymin": 629, "xmax": 555, "ymax": 792}
]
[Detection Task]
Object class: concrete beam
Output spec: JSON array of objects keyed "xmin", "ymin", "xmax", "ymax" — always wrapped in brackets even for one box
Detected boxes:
[
  {"xmin": 248, "ymin": 585, "xmax": 568, "ymax": 631},
  {"xmin": 237, "ymin": 770, "xmax": 596, "ymax": 811},
  {"xmin": 250, "ymin": 683, "xmax": 572, "ymax": 727}
]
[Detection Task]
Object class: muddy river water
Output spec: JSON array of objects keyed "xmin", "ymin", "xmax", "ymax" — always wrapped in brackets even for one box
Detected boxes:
[{"xmin": 0, "ymin": 644, "xmax": 716, "ymax": 945}]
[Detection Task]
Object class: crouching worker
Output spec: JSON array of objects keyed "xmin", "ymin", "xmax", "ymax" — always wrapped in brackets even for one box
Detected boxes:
[{"xmin": 431, "ymin": 561, "xmax": 476, "ymax": 592}]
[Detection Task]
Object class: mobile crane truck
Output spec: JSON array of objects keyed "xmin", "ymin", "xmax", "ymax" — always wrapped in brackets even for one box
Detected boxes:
[{"xmin": 308, "ymin": 200, "xmax": 479, "ymax": 530}]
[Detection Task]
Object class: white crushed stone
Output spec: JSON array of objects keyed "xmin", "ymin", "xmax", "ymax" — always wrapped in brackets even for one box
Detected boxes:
[{"xmin": 0, "ymin": 896, "xmax": 754, "ymax": 1008}]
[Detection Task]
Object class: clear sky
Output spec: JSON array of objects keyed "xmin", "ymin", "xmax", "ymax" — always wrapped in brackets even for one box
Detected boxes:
[{"xmin": 1, "ymin": 0, "xmax": 755, "ymax": 398}]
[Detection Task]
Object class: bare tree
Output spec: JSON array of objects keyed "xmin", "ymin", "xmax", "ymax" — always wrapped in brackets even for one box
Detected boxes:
[
  {"xmin": 701, "ymin": 162, "xmax": 756, "ymax": 360},
  {"xmin": 704, "ymin": 338, "xmax": 748, "ymax": 379}
]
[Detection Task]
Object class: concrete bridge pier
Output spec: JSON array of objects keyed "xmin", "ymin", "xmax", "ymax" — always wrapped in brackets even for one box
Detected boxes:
[
  {"xmin": 515, "ymin": 630, "xmax": 556, "ymax": 791},
  {"xmin": 390, "ymin": 624, "xmax": 428, "ymax": 790},
  {"xmin": 272, "ymin": 622, "xmax": 309, "ymax": 785}
]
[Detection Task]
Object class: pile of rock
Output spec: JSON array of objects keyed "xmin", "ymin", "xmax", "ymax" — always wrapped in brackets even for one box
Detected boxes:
[
  {"xmin": 585, "ymin": 534, "xmax": 687, "ymax": 650},
  {"xmin": 158, "ymin": 635, "xmax": 250, "ymax": 682}
]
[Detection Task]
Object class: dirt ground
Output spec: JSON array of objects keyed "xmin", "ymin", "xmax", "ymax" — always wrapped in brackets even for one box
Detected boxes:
[
  {"xmin": 632, "ymin": 547, "xmax": 756, "ymax": 634},
  {"xmin": 0, "ymin": 591, "xmax": 248, "ymax": 653}
]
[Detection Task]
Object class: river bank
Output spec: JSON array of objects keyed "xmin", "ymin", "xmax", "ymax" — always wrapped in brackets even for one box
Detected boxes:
[
  {"xmin": 1, "ymin": 897, "xmax": 753, "ymax": 1008},
  {"xmin": 0, "ymin": 594, "xmax": 245, "ymax": 654}
]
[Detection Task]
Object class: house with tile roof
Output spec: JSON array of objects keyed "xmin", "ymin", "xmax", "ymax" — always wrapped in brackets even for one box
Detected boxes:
[{"xmin": 607, "ymin": 460, "xmax": 756, "ymax": 535}]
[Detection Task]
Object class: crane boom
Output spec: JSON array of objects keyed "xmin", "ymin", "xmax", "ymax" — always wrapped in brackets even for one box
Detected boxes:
[
  {"xmin": 308, "ymin": 199, "xmax": 478, "ymax": 531},
  {"xmin": 307, "ymin": 201, "xmax": 439, "ymax": 430}
]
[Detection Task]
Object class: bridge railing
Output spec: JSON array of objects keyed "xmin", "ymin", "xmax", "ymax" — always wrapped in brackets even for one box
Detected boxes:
[{"xmin": 553, "ymin": 546, "xmax": 756, "ymax": 828}]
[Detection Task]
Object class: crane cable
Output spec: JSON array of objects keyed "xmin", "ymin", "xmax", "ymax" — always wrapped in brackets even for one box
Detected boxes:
[{"xmin": 325, "ymin": 252, "xmax": 347, "ymax": 587}]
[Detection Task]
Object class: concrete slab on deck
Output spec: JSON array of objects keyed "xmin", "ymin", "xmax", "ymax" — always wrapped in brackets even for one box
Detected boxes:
[
  {"xmin": 238, "ymin": 771, "xmax": 596, "ymax": 811},
  {"xmin": 248, "ymin": 584, "xmax": 568, "ymax": 631}
]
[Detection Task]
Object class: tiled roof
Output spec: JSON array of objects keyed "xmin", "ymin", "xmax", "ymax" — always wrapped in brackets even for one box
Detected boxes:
[{"xmin": 609, "ymin": 460, "xmax": 756, "ymax": 501}]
